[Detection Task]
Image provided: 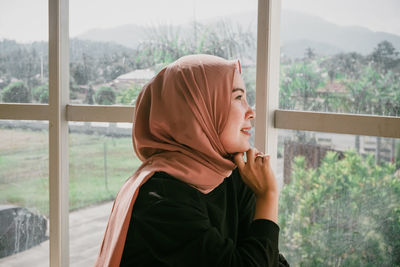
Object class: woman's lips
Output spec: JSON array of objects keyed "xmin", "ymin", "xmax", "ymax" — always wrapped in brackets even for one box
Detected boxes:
[{"xmin": 241, "ymin": 128, "xmax": 251, "ymax": 136}]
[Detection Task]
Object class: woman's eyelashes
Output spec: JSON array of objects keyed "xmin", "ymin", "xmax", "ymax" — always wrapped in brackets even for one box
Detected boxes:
[{"xmin": 235, "ymin": 94, "xmax": 244, "ymax": 100}]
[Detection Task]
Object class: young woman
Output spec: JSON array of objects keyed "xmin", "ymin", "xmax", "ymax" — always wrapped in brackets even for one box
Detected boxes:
[{"xmin": 95, "ymin": 54, "xmax": 289, "ymax": 267}]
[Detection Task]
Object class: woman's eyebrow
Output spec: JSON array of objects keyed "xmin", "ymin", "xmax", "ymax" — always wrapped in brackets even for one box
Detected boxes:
[{"xmin": 232, "ymin": 88, "xmax": 245, "ymax": 93}]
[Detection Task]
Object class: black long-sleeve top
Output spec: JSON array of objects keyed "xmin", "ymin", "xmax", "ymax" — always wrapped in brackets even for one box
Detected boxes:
[{"xmin": 120, "ymin": 168, "xmax": 289, "ymax": 267}]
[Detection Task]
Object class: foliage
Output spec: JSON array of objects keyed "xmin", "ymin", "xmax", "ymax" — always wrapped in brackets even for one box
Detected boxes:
[
  {"xmin": 3, "ymin": 32, "xmax": 398, "ymax": 117},
  {"xmin": 279, "ymin": 41, "xmax": 400, "ymax": 117},
  {"xmin": 241, "ymin": 67, "xmax": 256, "ymax": 107},
  {"xmin": 320, "ymin": 52, "xmax": 366, "ymax": 80},
  {"xmin": 109, "ymin": 63, "xmax": 129, "ymax": 80},
  {"xmin": 195, "ymin": 21, "xmax": 256, "ymax": 61},
  {"xmin": 304, "ymin": 47, "xmax": 316, "ymax": 61},
  {"xmin": 136, "ymin": 21, "xmax": 256, "ymax": 67},
  {"xmin": 71, "ymin": 62, "xmax": 90, "ymax": 85},
  {"xmin": 94, "ymin": 86, "xmax": 116, "ymax": 105},
  {"xmin": 396, "ymin": 140, "xmax": 400, "ymax": 169},
  {"xmin": 279, "ymin": 151, "xmax": 400, "ymax": 266},
  {"xmin": 84, "ymin": 86, "xmax": 95, "ymax": 104},
  {"xmin": 345, "ymin": 66, "xmax": 400, "ymax": 116},
  {"xmin": 279, "ymin": 61, "xmax": 324, "ymax": 110},
  {"xmin": 370, "ymin": 40, "xmax": 400, "ymax": 73},
  {"xmin": 0, "ymin": 40, "xmax": 47, "ymax": 90},
  {"xmin": 118, "ymin": 85, "xmax": 142, "ymax": 105},
  {"xmin": 1, "ymin": 81, "xmax": 30, "ymax": 103},
  {"xmin": 32, "ymin": 84, "xmax": 48, "ymax": 103}
]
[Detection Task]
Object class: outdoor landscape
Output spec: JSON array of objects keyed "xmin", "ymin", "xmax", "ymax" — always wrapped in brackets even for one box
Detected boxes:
[{"xmin": 1, "ymin": 9, "xmax": 400, "ymax": 266}]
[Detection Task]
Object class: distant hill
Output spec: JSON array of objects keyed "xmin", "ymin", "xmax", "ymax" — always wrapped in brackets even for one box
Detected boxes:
[
  {"xmin": 281, "ymin": 10, "xmax": 400, "ymax": 57},
  {"xmin": 0, "ymin": 38, "xmax": 138, "ymax": 88},
  {"xmin": 0, "ymin": 38, "xmax": 135, "ymax": 62},
  {"xmin": 76, "ymin": 9, "xmax": 400, "ymax": 58},
  {"xmin": 76, "ymin": 24, "xmax": 149, "ymax": 49}
]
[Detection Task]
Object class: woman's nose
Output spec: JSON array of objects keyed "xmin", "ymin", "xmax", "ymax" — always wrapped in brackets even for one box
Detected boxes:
[{"xmin": 246, "ymin": 106, "xmax": 255, "ymax": 120}]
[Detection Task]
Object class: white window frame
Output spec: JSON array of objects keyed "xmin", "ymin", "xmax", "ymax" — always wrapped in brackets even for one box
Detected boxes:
[{"xmin": 0, "ymin": 0, "xmax": 399, "ymax": 266}]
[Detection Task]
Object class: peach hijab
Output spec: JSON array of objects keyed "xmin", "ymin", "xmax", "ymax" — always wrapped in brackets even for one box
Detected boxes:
[{"xmin": 95, "ymin": 54, "xmax": 240, "ymax": 266}]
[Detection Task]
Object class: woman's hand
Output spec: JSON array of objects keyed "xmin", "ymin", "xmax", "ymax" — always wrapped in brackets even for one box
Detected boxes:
[
  {"xmin": 233, "ymin": 148, "xmax": 279, "ymax": 223},
  {"xmin": 233, "ymin": 148, "xmax": 278, "ymax": 198}
]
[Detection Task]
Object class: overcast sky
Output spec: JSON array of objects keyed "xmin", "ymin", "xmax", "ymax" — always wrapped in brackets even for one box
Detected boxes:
[{"xmin": 0, "ymin": 0, "xmax": 399, "ymax": 43}]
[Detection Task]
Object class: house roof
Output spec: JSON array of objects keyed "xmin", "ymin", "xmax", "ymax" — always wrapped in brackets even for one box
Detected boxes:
[{"xmin": 116, "ymin": 69, "xmax": 155, "ymax": 81}]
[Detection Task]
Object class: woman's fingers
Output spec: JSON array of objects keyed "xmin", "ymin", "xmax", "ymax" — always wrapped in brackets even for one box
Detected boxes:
[
  {"xmin": 235, "ymin": 149, "xmax": 278, "ymax": 197},
  {"xmin": 259, "ymin": 155, "xmax": 271, "ymax": 169},
  {"xmin": 261, "ymin": 154, "xmax": 269, "ymax": 161},
  {"xmin": 234, "ymin": 149, "xmax": 270, "ymax": 170},
  {"xmin": 246, "ymin": 148, "xmax": 256, "ymax": 164},
  {"xmin": 233, "ymin": 152, "xmax": 245, "ymax": 170}
]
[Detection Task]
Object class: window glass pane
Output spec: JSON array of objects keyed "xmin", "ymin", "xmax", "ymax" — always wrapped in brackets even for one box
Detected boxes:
[
  {"xmin": 69, "ymin": 0, "xmax": 257, "ymax": 107},
  {"xmin": 68, "ymin": 0, "xmax": 257, "ymax": 263},
  {"xmin": 0, "ymin": 120, "xmax": 49, "ymax": 266},
  {"xmin": 68, "ymin": 122, "xmax": 138, "ymax": 265},
  {"xmin": 0, "ymin": 1, "xmax": 49, "ymax": 104},
  {"xmin": 280, "ymin": 1, "xmax": 400, "ymax": 117},
  {"xmin": 277, "ymin": 129, "xmax": 400, "ymax": 266}
]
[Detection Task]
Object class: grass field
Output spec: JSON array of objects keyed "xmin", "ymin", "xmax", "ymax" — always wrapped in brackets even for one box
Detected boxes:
[{"xmin": 0, "ymin": 128, "xmax": 142, "ymax": 216}]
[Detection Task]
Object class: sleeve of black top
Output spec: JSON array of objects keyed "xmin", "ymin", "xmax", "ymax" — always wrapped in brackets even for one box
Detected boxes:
[
  {"xmin": 235, "ymin": 169, "xmax": 257, "ymax": 240},
  {"xmin": 235, "ymin": 169, "xmax": 290, "ymax": 267},
  {"xmin": 131, "ymin": 191, "xmax": 281, "ymax": 267}
]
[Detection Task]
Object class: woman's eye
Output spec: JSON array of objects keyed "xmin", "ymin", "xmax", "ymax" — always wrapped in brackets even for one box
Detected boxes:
[{"xmin": 235, "ymin": 95, "xmax": 243, "ymax": 100}]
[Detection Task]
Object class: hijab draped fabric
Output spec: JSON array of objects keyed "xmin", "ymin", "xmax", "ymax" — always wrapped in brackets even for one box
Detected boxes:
[{"xmin": 95, "ymin": 54, "xmax": 240, "ymax": 266}]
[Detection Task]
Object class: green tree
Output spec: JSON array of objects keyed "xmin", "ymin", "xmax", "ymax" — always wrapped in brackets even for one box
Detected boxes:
[
  {"xmin": 370, "ymin": 40, "xmax": 399, "ymax": 73},
  {"xmin": 196, "ymin": 20, "xmax": 255, "ymax": 61},
  {"xmin": 279, "ymin": 151, "xmax": 400, "ymax": 266},
  {"xmin": 137, "ymin": 20, "xmax": 255, "ymax": 67},
  {"xmin": 84, "ymin": 85, "xmax": 95, "ymax": 105},
  {"xmin": 109, "ymin": 64, "xmax": 128, "ymax": 80},
  {"xmin": 71, "ymin": 63, "xmax": 89, "ymax": 85},
  {"xmin": 32, "ymin": 84, "xmax": 48, "ymax": 103},
  {"xmin": 279, "ymin": 60, "xmax": 324, "ymax": 110},
  {"xmin": 95, "ymin": 86, "xmax": 116, "ymax": 105},
  {"xmin": 2, "ymin": 81, "xmax": 30, "ymax": 103},
  {"xmin": 241, "ymin": 67, "xmax": 256, "ymax": 108},
  {"xmin": 118, "ymin": 86, "xmax": 142, "ymax": 105},
  {"xmin": 304, "ymin": 47, "xmax": 316, "ymax": 61},
  {"xmin": 138, "ymin": 24, "xmax": 190, "ymax": 65},
  {"xmin": 329, "ymin": 52, "xmax": 365, "ymax": 80},
  {"xmin": 345, "ymin": 65, "xmax": 400, "ymax": 160}
]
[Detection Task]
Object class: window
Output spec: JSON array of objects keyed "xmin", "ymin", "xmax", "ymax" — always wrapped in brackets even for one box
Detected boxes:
[
  {"xmin": 280, "ymin": 1, "xmax": 400, "ymax": 117},
  {"xmin": 278, "ymin": 1, "xmax": 400, "ymax": 265},
  {"xmin": 0, "ymin": 121, "xmax": 49, "ymax": 266},
  {"xmin": 0, "ymin": 0, "xmax": 398, "ymax": 266},
  {"xmin": 277, "ymin": 130, "xmax": 399, "ymax": 265},
  {"xmin": 69, "ymin": 0, "xmax": 258, "ymax": 106},
  {"xmin": 0, "ymin": 1, "xmax": 49, "ymax": 105},
  {"xmin": 0, "ymin": 1, "xmax": 50, "ymax": 266},
  {"xmin": 67, "ymin": 0, "xmax": 258, "ymax": 264}
]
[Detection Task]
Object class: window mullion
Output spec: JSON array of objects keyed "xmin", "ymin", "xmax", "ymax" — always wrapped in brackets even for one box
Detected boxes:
[
  {"xmin": 275, "ymin": 110, "xmax": 400, "ymax": 138},
  {"xmin": 255, "ymin": 0, "xmax": 282, "ymax": 188},
  {"xmin": 0, "ymin": 104, "xmax": 49, "ymax": 120},
  {"xmin": 48, "ymin": 0, "xmax": 70, "ymax": 266}
]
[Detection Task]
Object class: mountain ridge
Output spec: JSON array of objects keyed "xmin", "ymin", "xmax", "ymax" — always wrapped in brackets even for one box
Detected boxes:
[{"xmin": 75, "ymin": 9, "xmax": 400, "ymax": 58}]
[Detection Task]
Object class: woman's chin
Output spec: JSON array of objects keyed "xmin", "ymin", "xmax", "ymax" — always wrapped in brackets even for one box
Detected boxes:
[
  {"xmin": 232, "ymin": 143, "xmax": 251, "ymax": 154},
  {"xmin": 223, "ymin": 138, "xmax": 251, "ymax": 154}
]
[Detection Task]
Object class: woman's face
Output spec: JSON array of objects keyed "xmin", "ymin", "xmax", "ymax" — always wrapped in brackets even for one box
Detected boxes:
[{"xmin": 220, "ymin": 70, "xmax": 255, "ymax": 154}]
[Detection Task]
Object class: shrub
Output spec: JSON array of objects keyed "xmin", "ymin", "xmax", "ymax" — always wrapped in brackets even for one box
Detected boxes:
[
  {"xmin": 279, "ymin": 150, "xmax": 400, "ymax": 266},
  {"xmin": 94, "ymin": 86, "xmax": 116, "ymax": 105},
  {"xmin": 2, "ymin": 81, "xmax": 30, "ymax": 103},
  {"xmin": 32, "ymin": 84, "xmax": 48, "ymax": 103},
  {"xmin": 118, "ymin": 86, "xmax": 142, "ymax": 105}
]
